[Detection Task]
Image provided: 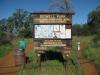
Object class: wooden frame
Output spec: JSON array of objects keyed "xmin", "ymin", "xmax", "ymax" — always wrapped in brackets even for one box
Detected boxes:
[{"xmin": 32, "ymin": 12, "xmax": 74, "ymax": 48}]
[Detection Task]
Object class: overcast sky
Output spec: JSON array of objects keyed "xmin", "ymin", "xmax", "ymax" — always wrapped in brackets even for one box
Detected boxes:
[{"xmin": 0, "ymin": 0, "xmax": 100, "ymax": 24}]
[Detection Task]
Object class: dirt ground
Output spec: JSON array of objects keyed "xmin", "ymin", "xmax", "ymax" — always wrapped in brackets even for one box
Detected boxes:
[
  {"xmin": 78, "ymin": 50, "xmax": 98, "ymax": 75},
  {"xmin": 0, "ymin": 41, "xmax": 98, "ymax": 75},
  {"xmin": 0, "ymin": 42, "xmax": 33, "ymax": 75}
]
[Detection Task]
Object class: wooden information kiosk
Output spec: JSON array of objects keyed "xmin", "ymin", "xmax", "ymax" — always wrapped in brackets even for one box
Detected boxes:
[{"xmin": 32, "ymin": 12, "xmax": 74, "ymax": 69}]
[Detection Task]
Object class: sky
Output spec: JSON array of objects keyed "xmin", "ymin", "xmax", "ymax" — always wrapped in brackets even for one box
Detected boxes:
[{"xmin": 0, "ymin": 0, "xmax": 100, "ymax": 24}]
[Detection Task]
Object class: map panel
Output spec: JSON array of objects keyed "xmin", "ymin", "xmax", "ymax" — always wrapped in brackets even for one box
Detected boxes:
[{"xmin": 35, "ymin": 25, "xmax": 71, "ymax": 39}]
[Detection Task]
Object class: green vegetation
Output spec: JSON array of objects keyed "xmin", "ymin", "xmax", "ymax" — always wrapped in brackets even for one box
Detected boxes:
[
  {"xmin": 0, "ymin": 30, "xmax": 14, "ymax": 58},
  {"xmin": 0, "ymin": 43, "xmax": 13, "ymax": 57},
  {"xmin": 0, "ymin": 38, "xmax": 18, "ymax": 58},
  {"xmin": 0, "ymin": 9, "xmax": 33, "ymax": 38},
  {"xmin": 0, "ymin": 38, "xmax": 31, "ymax": 58},
  {"xmin": 19, "ymin": 56, "xmax": 84, "ymax": 75},
  {"xmin": 82, "ymin": 41, "xmax": 100, "ymax": 75},
  {"xmin": 48, "ymin": 0, "xmax": 72, "ymax": 12},
  {"xmin": 73, "ymin": 6, "xmax": 100, "ymax": 37},
  {"xmin": 18, "ymin": 37, "xmax": 84, "ymax": 75},
  {"xmin": 73, "ymin": 36, "xmax": 100, "ymax": 75}
]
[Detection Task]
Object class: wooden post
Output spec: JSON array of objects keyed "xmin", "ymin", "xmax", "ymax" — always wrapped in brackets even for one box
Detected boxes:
[
  {"xmin": 37, "ymin": 53, "xmax": 41, "ymax": 69},
  {"xmin": 63, "ymin": 46, "xmax": 70, "ymax": 73},
  {"xmin": 64, "ymin": 59, "xmax": 67, "ymax": 72},
  {"xmin": 77, "ymin": 41, "xmax": 81, "ymax": 58},
  {"xmin": 77, "ymin": 41, "xmax": 80, "ymax": 51}
]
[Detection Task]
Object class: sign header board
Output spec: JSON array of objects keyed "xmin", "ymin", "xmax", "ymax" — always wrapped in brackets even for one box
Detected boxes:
[{"xmin": 32, "ymin": 13, "xmax": 71, "ymax": 24}]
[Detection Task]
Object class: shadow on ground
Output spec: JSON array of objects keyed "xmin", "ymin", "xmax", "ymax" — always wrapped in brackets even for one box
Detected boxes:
[{"xmin": 40, "ymin": 51, "xmax": 65, "ymax": 64}]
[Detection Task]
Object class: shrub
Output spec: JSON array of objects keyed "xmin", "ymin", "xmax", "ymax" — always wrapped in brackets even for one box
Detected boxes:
[
  {"xmin": 92, "ymin": 35, "xmax": 100, "ymax": 47},
  {"xmin": 0, "ymin": 31, "xmax": 8, "ymax": 45},
  {"xmin": 18, "ymin": 28, "xmax": 32, "ymax": 38},
  {"xmin": 0, "ymin": 30, "xmax": 13, "ymax": 45}
]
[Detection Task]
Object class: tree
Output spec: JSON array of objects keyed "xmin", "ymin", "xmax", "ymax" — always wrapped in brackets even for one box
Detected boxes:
[
  {"xmin": 7, "ymin": 17, "xmax": 15, "ymax": 31},
  {"xmin": 11, "ymin": 9, "xmax": 31, "ymax": 36},
  {"xmin": 87, "ymin": 6, "xmax": 100, "ymax": 45},
  {"xmin": 87, "ymin": 6, "xmax": 100, "ymax": 35},
  {"xmin": 72, "ymin": 24, "xmax": 82, "ymax": 36},
  {"xmin": 48, "ymin": 0, "xmax": 73, "ymax": 12},
  {"xmin": 13, "ymin": 9, "xmax": 28, "ymax": 29},
  {"xmin": 0, "ymin": 19, "xmax": 7, "ymax": 31},
  {"xmin": 18, "ymin": 27, "xmax": 32, "ymax": 38},
  {"xmin": 23, "ymin": 14, "xmax": 33, "ymax": 29},
  {"xmin": 81, "ymin": 24, "xmax": 91, "ymax": 35},
  {"xmin": 12, "ymin": 9, "xmax": 33, "ymax": 37}
]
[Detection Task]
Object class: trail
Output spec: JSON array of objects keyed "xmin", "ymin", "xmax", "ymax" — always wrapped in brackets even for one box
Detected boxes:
[
  {"xmin": 0, "ymin": 40, "xmax": 33, "ymax": 75},
  {"xmin": 78, "ymin": 42, "xmax": 98, "ymax": 75}
]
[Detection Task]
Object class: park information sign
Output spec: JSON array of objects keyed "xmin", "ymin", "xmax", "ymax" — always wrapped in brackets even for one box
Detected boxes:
[
  {"xmin": 32, "ymin": 12, "xmax": 73, "ymax": 50},
  {"xmin": 35, "ymin": 25, "xmax": 71, "ymax": 39}
]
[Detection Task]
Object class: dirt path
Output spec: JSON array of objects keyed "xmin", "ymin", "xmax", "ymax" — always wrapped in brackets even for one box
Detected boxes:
[
  {"xmin": 0, "ymin": 41, "xmax": 33, "ymax": 75},
  {"xmin": 79, "ymin": 58, "xmax": 98, "ymax": 75},
  {"xmin": 78, "ymin": 43, "xmax": 98, "ymax": 75}
]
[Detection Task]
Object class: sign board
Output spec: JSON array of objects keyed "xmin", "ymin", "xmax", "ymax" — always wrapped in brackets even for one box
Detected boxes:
[
  {"xmin": 32, "ymin": 12, "xmax": 73, "ymax": 48},
  {"xmin": 32, "ymin": 13, "xmax": 71, "ymax": 24},
  {"xmin": 34, "ymin": 39, "xmax": 71, "ymax": 50},
  {"xmin": 35, "ymin": 25, "xmax": 71, "ymax": 39}
]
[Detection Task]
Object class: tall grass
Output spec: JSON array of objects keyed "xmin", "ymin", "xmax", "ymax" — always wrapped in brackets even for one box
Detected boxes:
[
  {"xmin": 82, "ymin": 45, "xmax": 100, "ymax": 75},
  {"xmin": 79, "ymin": 36, "xmax": 100, "ymax": 75},
  {"xmin": 0, "ymin": 43, "xmax": 14, "ymax": 57}
]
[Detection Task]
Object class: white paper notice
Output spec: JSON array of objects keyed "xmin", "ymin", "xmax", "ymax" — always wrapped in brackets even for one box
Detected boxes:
[
  {"xmin": 35, "ymin": 25, "xmax": 71, "ymax": 39},
  {"xmin": 65, "ymin": 29, "xmax": 71, "ymax": 39}
]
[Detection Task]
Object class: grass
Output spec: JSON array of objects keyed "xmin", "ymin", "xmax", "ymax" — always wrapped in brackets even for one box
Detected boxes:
[
  {"xmin": 1, "ymin": 36, "xmax": 94, "ymax": 75},
  {"xmin": 18, "ymin": 36, "xmax": 100, "ymax": 75},
  {"xmin": 18, "ymin": 37, "xmax": 84, "ymax": 75},
  {"xmin": 77, "ymin": 36, "xmax": 100, "ymax": 75},
  {"xmin": 0, "ymin": 36, "xmax": 99, "ymax": 75},
  {"xmin": 82, "ymin": 45, "xmax": 100, "ymax": 75},
  {"xmin": 0, "ymin": 43, "xmax": 14, "ymax": 57},
  {"xmin": 19, "ymin": 58, "xmax": 83, "ymax": 75},
  {"xmin": 0, "ymin": 38, "xmax": 32, "ymax": 58},
  {"xmin": 0, "ymin": 38, "xmax": 19, "ymax": 58}
]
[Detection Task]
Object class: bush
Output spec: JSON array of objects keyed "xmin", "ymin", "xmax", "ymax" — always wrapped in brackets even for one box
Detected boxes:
[
  {"xmin": 18, "ymin": 28, "xmax": 32, "ymax": 38},
  {"xmin": 92, "ymin": 35, "xmax": 100, "ymax": 47},
  {"xmin": 0, "ymin": 31, "xmax": 9, "ymax": 45},
  {"xmin": 0, "ymin": 30, "xmax": 13, "ymax": 45}
]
